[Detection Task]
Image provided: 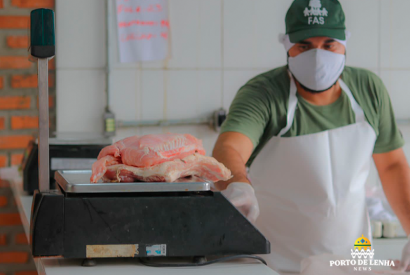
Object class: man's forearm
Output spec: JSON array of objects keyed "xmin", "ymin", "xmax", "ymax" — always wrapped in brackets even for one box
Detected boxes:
[
  {"xmin": 212, "ymin": 145, "xmax": 249, "ymax": 190},
  {"xmin": 380, "ymin": 164, "xmax": 410, "ymax": 235}
]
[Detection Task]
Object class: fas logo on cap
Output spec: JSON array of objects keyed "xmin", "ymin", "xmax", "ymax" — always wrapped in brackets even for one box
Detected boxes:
[{"xmin": 304, "ymin": 0, "xmax": 328, "ymax": 25}]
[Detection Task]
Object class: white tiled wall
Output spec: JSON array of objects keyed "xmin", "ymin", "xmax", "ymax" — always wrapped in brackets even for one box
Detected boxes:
[{"xmin": 56, "ymin": 0, "xmax": 410, "ymax": 166}]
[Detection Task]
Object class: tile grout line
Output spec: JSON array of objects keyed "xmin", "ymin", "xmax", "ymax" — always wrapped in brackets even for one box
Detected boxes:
[
  {"xmin": 138, "ymin": 63, "xmax": 142, "ymax": 121},
  {"xmin": 377, "ymin": 0, "xmax": 381, "ymax": 77},
  {"xmin": 221, "ymin": 0, "xmax": 224, "ymax": 108},
  {"xmin": 197, "ymin": 0, "xmax": 200, "ymax": 118}
]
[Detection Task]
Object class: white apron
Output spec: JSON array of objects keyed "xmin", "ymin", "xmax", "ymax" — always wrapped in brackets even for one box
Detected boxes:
[{"xmin": 248, "ymin": 75, "xmax": 377, "ymax": 273}]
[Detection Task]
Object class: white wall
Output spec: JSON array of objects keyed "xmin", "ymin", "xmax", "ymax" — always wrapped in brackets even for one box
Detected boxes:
[{"xmin": 55, "ymin": 0, "xmax": 410, "ymax": 180}]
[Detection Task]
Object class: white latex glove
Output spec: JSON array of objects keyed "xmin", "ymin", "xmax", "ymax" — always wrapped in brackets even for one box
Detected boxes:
[
  {"xmin": 398, "ymin": 236, "xmax": 410, "ymax": 271},
  {"xmin": 221, "ymin": 182, "xmax": 260, "ymax": 224}
]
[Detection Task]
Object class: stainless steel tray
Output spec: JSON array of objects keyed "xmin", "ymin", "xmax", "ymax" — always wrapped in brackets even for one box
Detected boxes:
[{"xmin": 55, "ymin": 170, "xmax": 211, "ymax": 193}]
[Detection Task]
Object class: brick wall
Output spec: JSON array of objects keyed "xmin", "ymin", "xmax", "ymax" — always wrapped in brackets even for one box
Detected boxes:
[
  {"xmin": 0, "ymin": 0, "xmax": 56, "ymax": 165},
  {"xmin": 0, "ymin": 180, "xmax": 36, "ymax": 274},
  {"xmin": 0, "ymin": 0, "xmax": 56, "ymax": 274}
]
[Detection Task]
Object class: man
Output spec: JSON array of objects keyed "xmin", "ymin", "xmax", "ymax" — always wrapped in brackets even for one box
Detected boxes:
[{"xmin": 212, "ymin": 0, "xmax": 410, "ymax": 273}]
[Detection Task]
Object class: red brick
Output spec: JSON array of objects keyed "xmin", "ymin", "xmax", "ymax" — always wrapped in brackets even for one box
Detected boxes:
[
  {"xmin": 11, "ymin": 0, "xmax": 54, "ymax": 8},
  {"xmin": 11, "ymin": 154, "xmax": 24, "ymax": 166},
  {"xmin": 11, "ymin": 75, "xmax": 36, "ymax": 88},
  {"xmin": 0, "ymin": 96, "xmax": 31, "ymax": 110},
  {"xmin": 48, "ymin": 58, "xmax": 55, "ymax": 70},
  {"xmin": 14, "ymin": 233, "xmax": 28, "ymax": 245},
  {"xmin": 0, "ymin": 56, "xmax": 32, "ymax": 69},
  {"xmin": 49, "ymin": 74, "xmax": 55, "ymax": 87},
  {"xmin": 0, "ymin": 76, "xmax": 3, "ymax": 89},
  {"xmin": 0, "ymin": 117, "xmax": 5, "ymax": 130},
  {"xmin": 0, "ymin": 135, "xmax": 33, "ymax": 149},
  {"xmin": 11, "ymin": 74, "xmax": 54, "ymax": 89},
  {"xmin": 0, "ymin": 180, "xmax": 9, "ymax": 188},
  {"xmin": 0, "ymin": 213, "xmax": 22, "ymax": 226},
  {"xmin": 0, "ymin": 234, "xmax": 6, "ymax": 245},
  {"xmin": 0, "ymin": 252, "xmax": 28, "ymax": 263},
  {"xmin": 0, "ymin": 155, "xmax": 7, "ymax": 167},
  {"xmin": 15, "ymin": 272, "xmax": 38, "ymax": 275},
  {"xmin": 0, "ymin": 16, "xmax": 30, "ymax": 29},
  {"xmin": 49, "ymin": 95, "xmax": 54, "ymax": 108},
  {"xmin": 11, "ymin": 116, "xmax": 38, "ymax": 130},
  {"xmin": 0, "ymin": 196, "xmax": 7, "ymax": 207},
  {"xmin": 6, "ymin": 35, "xmax": 28, "ymax": 49}
]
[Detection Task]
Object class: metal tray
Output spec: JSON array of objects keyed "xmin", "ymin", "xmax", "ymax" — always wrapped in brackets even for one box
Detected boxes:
[{"xmin": 55, "ymin": 170, "xmax": 211, "ymax": 193}]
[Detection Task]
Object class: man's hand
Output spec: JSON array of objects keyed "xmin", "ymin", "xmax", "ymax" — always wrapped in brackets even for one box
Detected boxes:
[
  {"xmin": 374, "ymin": 148, "xmax": 410, "ymax": 271},
  {"xmin": 399, "ymin": 237, "xmax": 410, "ymax": 271},
  {"xmin": 212, "ymin": 132, "xmax": 259, "ymax": 222},
  {"xmin": 373, "ymin": 148, "xmax": 410, "ymax": 234},
  {"xmin": 221, "ymin": 182, "xmax": 260, "ymax": 223},
  {"xmin": 391, "ymin": 237, "xmax": 410, "ymax": 271},
  {"xmin": 212, "ymin": 132, "xmax": 254, "ymax": 190}
]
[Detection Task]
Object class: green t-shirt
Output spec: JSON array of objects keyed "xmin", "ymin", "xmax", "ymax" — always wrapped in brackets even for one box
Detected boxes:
[{"xmin": 221, "ymin": 66, "xmax": 405, "ymax": 167}]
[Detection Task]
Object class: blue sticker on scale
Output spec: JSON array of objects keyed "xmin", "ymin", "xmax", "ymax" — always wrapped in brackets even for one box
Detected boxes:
[{"xmin": 146, "ymin": 244, "xmax": 166, "ymax": 256}]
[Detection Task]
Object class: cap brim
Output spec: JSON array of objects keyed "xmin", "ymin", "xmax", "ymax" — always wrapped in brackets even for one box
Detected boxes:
[{"xmin": 288, "ymin": 28, "xmax": 345, "ymax": 43}]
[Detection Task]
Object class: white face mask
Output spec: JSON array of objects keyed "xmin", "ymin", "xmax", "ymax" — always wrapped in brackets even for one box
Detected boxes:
[{"xmin": 288, "ymin": 49, "xmax": 346, "ymax": 93}]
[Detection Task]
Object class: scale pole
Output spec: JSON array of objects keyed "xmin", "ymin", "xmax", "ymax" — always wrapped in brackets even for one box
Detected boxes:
[
  {"xmin": 30, "ymin": 8, "xmax": 55, "ymax": 192},
  {"xmin": 38, "ymin": 59, "xmax": 49, "ymax": 192}
]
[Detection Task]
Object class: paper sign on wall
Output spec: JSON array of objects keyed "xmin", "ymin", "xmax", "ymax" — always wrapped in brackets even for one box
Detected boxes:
[{"xmin": 116, "ymin": 0, "xmax": 169, "ymax": 63}]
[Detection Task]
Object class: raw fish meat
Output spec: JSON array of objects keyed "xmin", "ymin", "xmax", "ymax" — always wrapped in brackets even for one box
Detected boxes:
[
  {"xmin": 90, "ymin": 133, "xmax": 231, "ymax": 183},
  {"xmin": 101, "ymin": 154, "xmax": 232, "ymax": 183},
  {"xmin": 97, "ymin": 133, "xmax": 205, "ymax": 167},
  {"xmin": 91, "ymin": 133, "xmax": 206, "ymax": 183}
]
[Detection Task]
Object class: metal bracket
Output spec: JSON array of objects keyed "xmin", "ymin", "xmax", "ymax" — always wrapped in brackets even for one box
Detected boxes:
[{"xmin": 117, "ymin": 108, "xmax": 227, "ymax": 133}]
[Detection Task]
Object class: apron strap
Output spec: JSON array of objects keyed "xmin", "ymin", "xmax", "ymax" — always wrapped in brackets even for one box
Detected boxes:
[
  {"xmin": 338, "ymin": 79, "xmax": 366, "ymax": 123},
  {"xmin": 278, "ymin": 73, "xmax": 298, "ymax": 137},
  {"xmin": 278, "ymin": 73, "xmax": 366, "ymax": 137}
]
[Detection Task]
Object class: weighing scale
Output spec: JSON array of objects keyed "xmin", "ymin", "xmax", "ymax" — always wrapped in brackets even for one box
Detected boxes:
[
  {"xmin": 29, "ymin": 8, "xmax": 270, "ymax": 266},
  {"xmin": 22, "ymin": 133, "xmax": 112, "ymax": 194}
]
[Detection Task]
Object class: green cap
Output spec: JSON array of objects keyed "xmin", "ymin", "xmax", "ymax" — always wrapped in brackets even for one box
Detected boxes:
[{"xmin": 285, "ymin": 0, "xmax": 346, "ymax": 43}]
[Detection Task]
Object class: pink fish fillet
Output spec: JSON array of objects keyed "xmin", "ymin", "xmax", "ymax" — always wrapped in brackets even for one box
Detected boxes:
[
  {"xmin": 91, "ymin": 133, "xmax": 206, "ymax": 183},
  {"xmin": 101, "ymin": 154, "xmax": 232, "ymax": 183},
  {"xmin": 90, "ymin": 155, "xmax": 121, "ymax": 183}
]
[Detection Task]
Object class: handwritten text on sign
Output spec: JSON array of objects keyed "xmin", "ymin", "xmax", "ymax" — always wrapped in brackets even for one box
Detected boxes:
[{"xmin": 116, "ymin": 0, "xmax": 169, "ymax": 63}]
